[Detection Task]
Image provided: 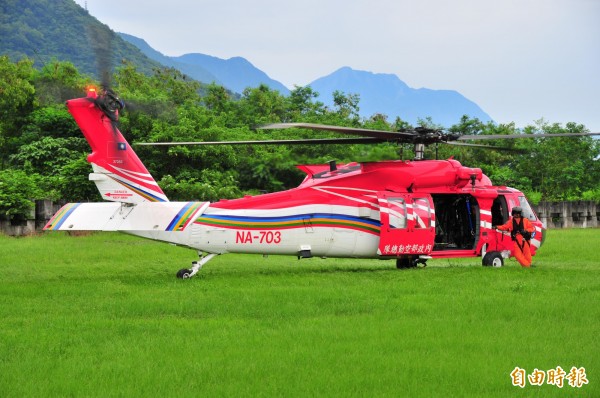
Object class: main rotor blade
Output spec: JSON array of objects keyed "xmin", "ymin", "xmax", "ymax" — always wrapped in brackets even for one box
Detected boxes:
[
  {"xmin": 457, "ymin": 132, "xmax": 600, "ymax": 141},
  {"xmin": 134, "ymin": 137, "xmax": 387, "ymax": 146},
  {"xmin": 260, "ymin": 123, "xmax": 415, "ymax": 140},
  {"xmin": 445, "ymin": 141, "xmax": 525, "ymax": 152}
]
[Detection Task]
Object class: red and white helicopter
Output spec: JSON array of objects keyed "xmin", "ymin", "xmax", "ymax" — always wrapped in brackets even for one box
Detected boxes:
[{"xmin": 44, "ymin": 88, "xmax": 599, "ymax": 278}]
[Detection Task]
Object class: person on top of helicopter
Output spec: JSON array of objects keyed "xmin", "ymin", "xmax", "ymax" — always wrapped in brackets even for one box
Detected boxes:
[{"xmin": 494, "ymin": 206, "xmax": 535, "ymax": 267}]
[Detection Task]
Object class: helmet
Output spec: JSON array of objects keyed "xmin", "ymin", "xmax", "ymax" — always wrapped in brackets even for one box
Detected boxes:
[{"xmin": 511, "ymin": 206, "xmax": 523, "ymax": 216}]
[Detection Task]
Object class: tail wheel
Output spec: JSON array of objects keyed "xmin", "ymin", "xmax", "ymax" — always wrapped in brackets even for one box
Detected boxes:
[
  {"xmin": 176, "ymin": 268, "xmax": 192, "ymax": 279},
  {"xmin": 482, "ymin": 252, "xmax": 504, "ymax": 267}
]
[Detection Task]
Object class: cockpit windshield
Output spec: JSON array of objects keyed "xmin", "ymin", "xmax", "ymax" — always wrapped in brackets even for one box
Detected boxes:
[{"xmin": 518, "ymin": 196, "xmax": 538, "ymax": 221}]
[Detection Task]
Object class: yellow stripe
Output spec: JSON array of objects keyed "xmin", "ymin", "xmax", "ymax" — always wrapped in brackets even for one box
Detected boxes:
[
  {"xmin": 48, "ymin": 204, "xmax": 76, "ymax": 229},
  {"xmin": 173, "ymin": 203, "xmax": 200, "ymax": 231}
]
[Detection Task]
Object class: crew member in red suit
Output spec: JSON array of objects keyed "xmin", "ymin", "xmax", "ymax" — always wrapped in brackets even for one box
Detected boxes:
[{"xmin": 494, "ymin": 206, "xmax": 535, "ymax": 267}]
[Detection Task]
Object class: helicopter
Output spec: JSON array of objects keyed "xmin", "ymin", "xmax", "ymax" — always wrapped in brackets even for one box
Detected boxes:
[{"xmin": 43, "ymin": 87, "xmax": 600, "ymax": 278}]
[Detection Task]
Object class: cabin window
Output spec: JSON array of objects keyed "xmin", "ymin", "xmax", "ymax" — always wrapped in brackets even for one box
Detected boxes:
[
  {"xmin": 413, "ymin": 197, "xmax": 431, "ymax": 229},
  {"xmin": 387, "ymin": 197, "xmax": 407, "ymax": 229}
]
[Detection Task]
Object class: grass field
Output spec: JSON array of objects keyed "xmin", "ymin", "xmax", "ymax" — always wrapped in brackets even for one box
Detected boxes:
[{"xmin": 1, "ymin": 229, "xmax": 598, "ymax": 397}]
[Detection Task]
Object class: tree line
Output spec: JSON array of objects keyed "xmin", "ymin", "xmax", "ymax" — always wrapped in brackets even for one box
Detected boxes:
[{"xmin": 1, "ymin": 55, "xmax": 599, "ymax": 221}]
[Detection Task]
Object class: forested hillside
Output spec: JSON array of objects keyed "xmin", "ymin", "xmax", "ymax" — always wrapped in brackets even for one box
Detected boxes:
[
  {"xmin": 1, "ymin": 56, "xmax": 599, "ymax": 221},
  {"xmin": 0, "ymin": 0, "xmax": 160, "ymax": 78}
]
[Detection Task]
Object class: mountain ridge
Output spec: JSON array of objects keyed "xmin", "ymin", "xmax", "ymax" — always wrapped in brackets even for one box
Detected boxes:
[
  {"xmin": 170, "ymin": 52, "xmax": 290, "ymax": 95},
  {"xmin": 117, "ymin": 33, "xmax": 220, "ymax": 85},
  {"xmin": 120, "ymin": 34, "xmax": 492, "ymax": 125},
  {"xmin": 118, "ymin": 33, "xmax": 289, "ymax": 95},
  {"xmin": 1, "ymin": 0, "xmax": 493, "ymax": 126}
]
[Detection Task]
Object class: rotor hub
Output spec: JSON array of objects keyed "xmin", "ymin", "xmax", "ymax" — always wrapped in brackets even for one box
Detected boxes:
[{"xmin": 95, "ymin": 89, "xmax": 124, "ymax": 121}]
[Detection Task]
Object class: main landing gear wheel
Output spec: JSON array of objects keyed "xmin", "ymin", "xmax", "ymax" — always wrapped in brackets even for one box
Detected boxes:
[
  {"xmin": 396, "ymin": 256, "xmax": 430, "ymax": 269},
  {"xmin": 482, "ymin": 252, "xmax": 504, "ymax": 267},
  {"xmin": 396, "ymin": 257, "xmax": 413, "ymax": 269},
  {"xmin": 176, "ymin": 268, "xmax": 192, "ymax": 279}
]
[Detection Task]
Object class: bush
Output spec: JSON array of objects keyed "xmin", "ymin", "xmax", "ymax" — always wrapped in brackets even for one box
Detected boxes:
[
  {"xmin": 0, "ymin": 169, "xmax": 41, "ymax": 220},
  {"xmin": 581, "ymin": 189, "xmax": 600, "ymax": 202}
]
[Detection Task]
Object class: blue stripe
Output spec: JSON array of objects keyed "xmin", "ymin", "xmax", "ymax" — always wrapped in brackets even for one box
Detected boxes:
[
  {"xmin": 166, "ymin": 202, "xmax": 193, "ymax": 231},
  {"xmin": 201, "ymin": 213, "xmax": 381, "ymax": 227},
  {"xmin": 54, "ymin": 203, "xmax": 81, "ymax": 229}
]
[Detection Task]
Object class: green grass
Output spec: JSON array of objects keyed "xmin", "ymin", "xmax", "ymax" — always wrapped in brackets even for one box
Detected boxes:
[{"xmin": 1, "ymin": 229, "xmax": 598, "ymax": 397}]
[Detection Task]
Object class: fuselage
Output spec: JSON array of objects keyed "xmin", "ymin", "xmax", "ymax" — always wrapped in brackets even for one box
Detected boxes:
[{"xmin": 129, "ymin": 159, "xmax": 544, "ymax": 262}]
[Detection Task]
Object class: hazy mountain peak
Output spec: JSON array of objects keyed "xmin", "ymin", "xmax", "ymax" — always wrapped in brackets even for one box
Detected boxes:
[
  {"xmin": 309, "ymin": 67, "xmax": 491, "ymax": 126},
  {"xmin": 317, "ymin": 67, "xmax": 411, "ymax": 92},
  {"xmin": 168, "ymin": 52, "xmax": 289, "ymax": 94}
]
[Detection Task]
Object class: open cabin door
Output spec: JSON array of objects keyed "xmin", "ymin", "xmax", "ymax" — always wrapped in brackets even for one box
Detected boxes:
[{"xmin": 377, "ymin": 193, "xmax": 435, "ymax": 257}]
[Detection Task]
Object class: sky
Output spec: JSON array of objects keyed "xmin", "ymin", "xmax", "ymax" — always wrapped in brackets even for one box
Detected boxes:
[{"xmin": 73, "ymin": 0, "xmax": 600, "ymax": 131}]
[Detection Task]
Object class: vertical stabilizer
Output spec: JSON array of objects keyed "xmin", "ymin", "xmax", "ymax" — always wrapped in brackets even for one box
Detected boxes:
[{"xmin": 67, "ymin": 92, "xmax": 168, "ymax": 203}]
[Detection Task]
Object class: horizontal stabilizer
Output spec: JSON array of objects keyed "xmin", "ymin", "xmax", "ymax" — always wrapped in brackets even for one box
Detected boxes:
[{"xmin": 44, "ymin": 201, "xmax": 209, "ymax": 232}]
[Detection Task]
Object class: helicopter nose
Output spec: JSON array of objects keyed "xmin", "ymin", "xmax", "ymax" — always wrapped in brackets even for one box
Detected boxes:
[{"xmin": 539, "ymin": 226, "xmax": 546, "ymax": 248}]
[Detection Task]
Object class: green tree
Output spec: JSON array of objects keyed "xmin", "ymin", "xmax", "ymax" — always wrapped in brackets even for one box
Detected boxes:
[
  {"xmin": 10, "ymin": 136, "xmax": 87, "ymax": 174},
  {"xmin": 115, "ymin": 63, "xmax": 201, "ymax": 106},
  {"xmin": 331, "ymin": 90, "xmax": 360, "ymax": 123},
  {"xmin": 149, "ymin": 67, "xmax": 202, "ymax": 106},
  {"xmin": 34, "ymin": 59, "xmax": 90, "ymax": 105},
  {"xmin": 158, "ymin": 170, "xmax": 241, "ymax": 202},
  {"xmin": 0, "ymin": 56, "xmax": 36, "ymax": 162},
  {"xmin": 0, "ymin": 169, "xmax": 40, "ymax": 220},
  {"xmin": 285, "ymin": 85, "xmax": 325, "ymax": 122},
  {"xmin": 517, "ymin": 122, "xmax": 600, "ymax": 200},
  {"xmin": 233, "ymin": 84, "xmax": 286, "ymax": 126},
  {"xmin": 18, "ymin": 105, "xmax": 79, "ymax": 143},
  {"xmin": 9, "ymin": 136, "xmax": 96, "ymax": 201}
]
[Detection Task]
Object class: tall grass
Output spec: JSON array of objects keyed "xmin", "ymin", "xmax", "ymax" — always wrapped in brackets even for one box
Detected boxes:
[{"xmin": 1, "ymin": 229, "xmax": 598, "ymax": 397}]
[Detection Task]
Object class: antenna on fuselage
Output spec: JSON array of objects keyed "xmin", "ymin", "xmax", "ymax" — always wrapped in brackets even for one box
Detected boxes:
[{"xmin": 328, "ymin": 160, "xmax": 337, "ymax": 172}]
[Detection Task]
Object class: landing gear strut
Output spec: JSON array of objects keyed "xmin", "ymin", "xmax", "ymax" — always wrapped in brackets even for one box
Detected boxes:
[{"xmin": 176, "ymin": 252, "xmax": 218, "ymax": 279}]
